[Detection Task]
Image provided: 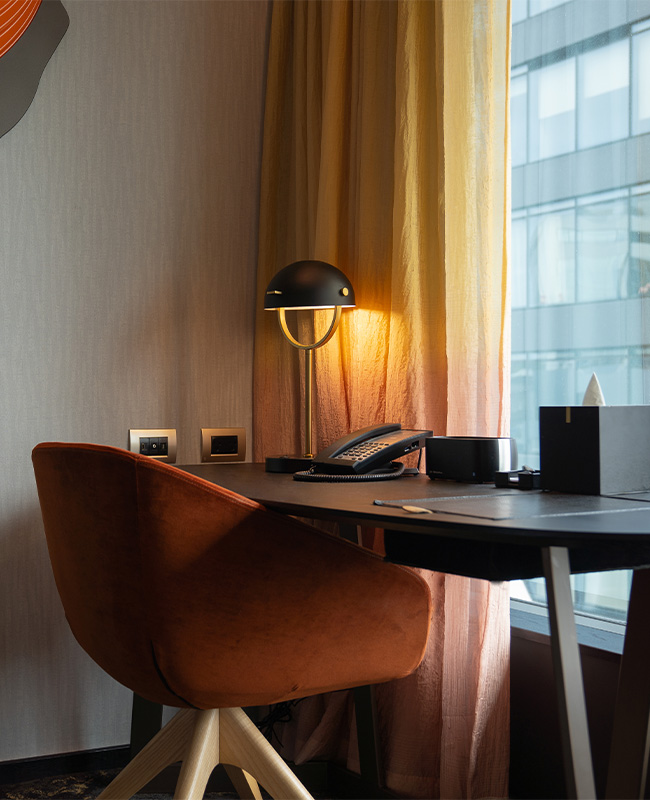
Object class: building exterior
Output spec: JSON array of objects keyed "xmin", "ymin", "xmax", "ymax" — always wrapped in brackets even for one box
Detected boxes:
[{"xmin": 510, "ymin": 0, "xmax": 650, "ymax": 616}]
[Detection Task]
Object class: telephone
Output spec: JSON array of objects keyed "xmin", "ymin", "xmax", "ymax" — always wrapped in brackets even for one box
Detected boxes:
[{"xmin": 294, "ymin": 423, "xmax": 433, "ymax": 482}]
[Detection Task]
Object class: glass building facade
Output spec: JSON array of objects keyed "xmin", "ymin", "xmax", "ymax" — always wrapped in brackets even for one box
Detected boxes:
[{"xmin": 510, "ymin": 0, "xmax": 650, "ymax": 619}]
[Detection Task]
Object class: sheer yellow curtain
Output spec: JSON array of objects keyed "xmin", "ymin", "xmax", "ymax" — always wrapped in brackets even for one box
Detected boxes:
[{"xmin": 253, "ymin": 1, "xmax": 511, "ymax": 796}]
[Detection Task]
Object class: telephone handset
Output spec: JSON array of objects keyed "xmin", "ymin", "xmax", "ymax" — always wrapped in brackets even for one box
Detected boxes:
[{"xmin": 294, "ymin": 423, "xmax": 433, "ymax": 482}]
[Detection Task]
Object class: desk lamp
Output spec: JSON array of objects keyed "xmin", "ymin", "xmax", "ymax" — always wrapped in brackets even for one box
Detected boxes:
[{"xmin": 264, "ymin": 260, "xmax": 355, "ymax": 472}]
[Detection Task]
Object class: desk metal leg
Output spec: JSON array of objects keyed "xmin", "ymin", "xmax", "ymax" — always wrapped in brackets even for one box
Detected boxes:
[
  {"xmin": 338, "ymin": 523, "xmax": 361, "ymax": 544},
  {"xmin": 353, "ymin": 684, "xmax": 384, "ymax": 790},
  {"xmin": 130, "ymin": 694, "xmax": 163, "ymax": 759},
  {"xmin": 336, "ymin": 523, "xmax": 385, "ymax": 791},
  {"xmin": 542, "ymin": 546, "xmax": 596, "ymax": 800},
  {"xmin": 606, "ymin": 567, "xmax": 650, "ymax": 799}
]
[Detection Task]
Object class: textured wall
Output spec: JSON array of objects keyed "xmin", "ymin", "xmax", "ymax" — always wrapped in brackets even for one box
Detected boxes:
[{"xmin": 0, "ymin": 0, "xmax": 269, "ymax": 760}]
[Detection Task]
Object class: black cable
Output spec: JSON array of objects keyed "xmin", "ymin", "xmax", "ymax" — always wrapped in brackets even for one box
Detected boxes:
[
  {"xmin": 293, "ymin": 461, "xmax": 406, "ymax": 482},
  {"xmin": 258, "ymin": 700, "xmax": 303, "ymax": 745}
]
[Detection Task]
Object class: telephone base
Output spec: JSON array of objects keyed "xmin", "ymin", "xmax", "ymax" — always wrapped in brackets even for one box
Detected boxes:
[{"xmin": 265, "ymin": 454, "xmax": 314, "ymax": 473}]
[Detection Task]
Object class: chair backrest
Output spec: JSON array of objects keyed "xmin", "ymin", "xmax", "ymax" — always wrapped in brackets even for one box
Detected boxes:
[
  {"xmin": 33, "ymin": 443, "xmax": 194, "ymax": 706},
  {"xmin": 32, "ymin": 442, "xmax": 432, "ymax": 710}
]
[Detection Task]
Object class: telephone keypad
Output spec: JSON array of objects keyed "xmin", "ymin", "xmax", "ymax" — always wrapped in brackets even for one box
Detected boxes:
[{"xmin": 336, "ymin": 441, "xmax": 389, "ymax": 461}]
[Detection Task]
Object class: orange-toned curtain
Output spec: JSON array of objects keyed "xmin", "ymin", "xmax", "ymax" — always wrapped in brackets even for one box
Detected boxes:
[{"xmin": 253, "ymin": 1, "xmax": 511, "ymax": 797}]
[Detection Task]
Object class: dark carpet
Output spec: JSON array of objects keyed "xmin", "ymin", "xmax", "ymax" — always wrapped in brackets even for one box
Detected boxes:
[{"xmin": 0, "ymin": 769, "xmax": 239, "ymax": 799}]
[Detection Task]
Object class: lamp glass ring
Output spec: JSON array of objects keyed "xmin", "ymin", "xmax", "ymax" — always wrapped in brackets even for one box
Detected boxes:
[{"xmin": 277, "ymin": 307, "xmax": 342, "ymax": 351}]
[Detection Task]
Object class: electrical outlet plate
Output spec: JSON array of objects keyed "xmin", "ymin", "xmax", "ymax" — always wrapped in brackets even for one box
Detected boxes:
[
  {"xmin": 201, "ymin": 427, "xmax": 246, "ymax": 463},
  {"xmin": 129, "ymin": 428, "xmax": 177, "ymax": 463}
]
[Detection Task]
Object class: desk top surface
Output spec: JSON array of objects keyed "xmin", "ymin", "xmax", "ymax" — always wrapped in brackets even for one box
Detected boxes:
[{"xmin": 179, "ymin": 463, "xmax": 650, "ymax": 579}]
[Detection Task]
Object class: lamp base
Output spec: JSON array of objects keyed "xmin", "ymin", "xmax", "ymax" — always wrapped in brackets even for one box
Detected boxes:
[{"xmin": 265, "ymin": 455, "xmax": 314, "ymax": 473}]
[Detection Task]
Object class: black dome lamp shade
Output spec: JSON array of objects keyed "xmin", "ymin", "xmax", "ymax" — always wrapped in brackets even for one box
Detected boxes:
[{"xmin": 264, "ymin": 260, "xmax": 355, "ymax": 310}]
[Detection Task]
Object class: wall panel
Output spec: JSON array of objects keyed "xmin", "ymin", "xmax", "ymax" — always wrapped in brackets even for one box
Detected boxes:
[{"xmin": 0, "ymin": 0, "xmax": 269, "ymax": 760}]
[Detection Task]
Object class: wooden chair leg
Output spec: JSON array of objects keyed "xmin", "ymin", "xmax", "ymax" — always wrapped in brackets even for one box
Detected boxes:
[
  {"xmin": 223, "ymin": 764, "xmax": 264, "ymax": 800},
  {"xmin": 99, "ymin": 705, "xmax": 301, "ymax": 800},
  {"xmin": 173, "ymin": 709, "xmax": 220, "ymax": 800},
  {"xmin": 97, "ymin": 709, "xmax": 195, "ymax": 799},
  {"xmin": 219, "ymin": 707, "xmax": 313, "ymax": 800}
]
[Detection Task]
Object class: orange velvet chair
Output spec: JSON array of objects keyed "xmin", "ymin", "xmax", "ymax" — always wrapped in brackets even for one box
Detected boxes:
[{"xmin": 32, "ymin": 442, "xmax": 432, "ymax": 800}]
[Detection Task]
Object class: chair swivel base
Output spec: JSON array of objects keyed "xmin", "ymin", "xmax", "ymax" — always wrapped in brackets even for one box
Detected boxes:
[{"xmin": 97, "ymin": 706, "xmax": 312, "ymax": 800}]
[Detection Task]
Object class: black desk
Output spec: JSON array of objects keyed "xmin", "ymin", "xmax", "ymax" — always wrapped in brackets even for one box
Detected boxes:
[{"xmin": 180, "ymin": 463, "xmax": 650, "ymax": 800}]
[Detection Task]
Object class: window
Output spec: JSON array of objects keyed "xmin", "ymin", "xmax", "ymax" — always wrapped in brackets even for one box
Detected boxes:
[
  {"xmin": 632, "ymin": 25, "xmax": 650, "ymax": 135},
  {"xmin": 631, "ymin": 187, "xmax": 650, "ymax": 293},
  {"xmin": 512, "ymin": 215, "xmax": 528, "ymax": 307},
  {"xmin": 529, "ymin": 203, "xmax": 575, "ymax": 305},
  {"xmin": 512, "ymin": 0, "xmax": 528, "ymax": 25},
  {"xmin": 576, "ymin": 193, "xmax": 628, "ymax": 303},
  {"xmin": 512, "ymin": 25, "xmax": 647, "ymax": 168},
  {"xmin": 529, "ymin": 0, "xmax": 571, "ymax": 16},
  {"xmin": 510, "ymin": 0, "xmax": 650, "ymax": 629},
  {"xmin": 529, "ymin": 58, "xmax": 576, "ymax": 161},
  {"xmin": 511, "ymin": 72, "xmax": 528, "ymax": 167},
  {"xmin": 512, "ymin": 0, "xmax": 572, "ymax": 22},
  {"xmin": 578, "ymin": 39, "xmax": 629, "ymax": 150}
]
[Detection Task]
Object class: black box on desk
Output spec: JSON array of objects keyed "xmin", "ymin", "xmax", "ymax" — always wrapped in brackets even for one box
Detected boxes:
[
  {"xmin": 539, "ymin": 405, "xmax": 650, "ymax": 495},
  {"xmin": 425, "ymin": 436, "xmax": 517, "ymax": 482}
]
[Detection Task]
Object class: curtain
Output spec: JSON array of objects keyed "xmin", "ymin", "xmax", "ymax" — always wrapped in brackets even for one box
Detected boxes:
[{"xmin": 253, "ymin": 1, "xmax": 511, "ymax": 796}]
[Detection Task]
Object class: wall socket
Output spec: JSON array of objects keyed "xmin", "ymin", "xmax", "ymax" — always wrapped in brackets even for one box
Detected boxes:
[
  {"xmin": 201, "ymin": 427, "xmax": 246, "ymax": 463},
  {"xmin": 129, "ymin": 428, "xmax": 177, "ymax": 463}
]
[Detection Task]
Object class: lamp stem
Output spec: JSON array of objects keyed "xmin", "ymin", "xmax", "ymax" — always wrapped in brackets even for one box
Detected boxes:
[
  {"xmin": 304, "ymin": 349, "xmax": 313, "ymax": 458},
  {"xmin": 276, "ymin": 306, "xmax": 343, "ymax": 460}
]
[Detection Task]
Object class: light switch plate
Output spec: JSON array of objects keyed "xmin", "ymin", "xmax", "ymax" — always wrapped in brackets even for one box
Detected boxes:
[
  {"xmin": 129, "ymin": 428, "xmax": 177, "ymax": 463},
  {"xmin": 201, "ymin": 427, "xmax": 246, "ymax": 463}
]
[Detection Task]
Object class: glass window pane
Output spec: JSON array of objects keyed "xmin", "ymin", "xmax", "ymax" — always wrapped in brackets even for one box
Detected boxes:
[
  {"xmin": 572, "ymin": 570, "xmax": 632, "ymax": 620},
  {"xmin": 629, "ymin": 346, "xmax": 647, "ymax": 402},
  {"xmin": 537, "ymin": 351, "xmax": 576, "ymax": 407},
  {"xmin": 631, "ymin": 192, "xmax": 650, "ymax": 296},
  {"xmin": 529, "ymin": 0, "xmax": 570, "ymax": 16},
  {"xmin": 512, "ymin": 217, "xmax": 528, "ymax": 307},
  {"xmin": 529, "ymin": 58, "xmax": 576, "ymax": 161},
  {"xmin": 518, "ymin": 570, "xmax": 632, "ymax": 619},
  {"xmin": 576, "ymin": 348, "xmax": 630, "ymax": 405},
  {"xmin": 576, "ymin": 197, "xmax": 628, "ymax": 302},
  {"xmin": 578, "ymin": 39, "xmax": 629, "ymax": 149},
  {"xmin": 529, "ymin": 208, "xmax": 576, "ymax": 305},
  {"xmin": 522, "ymin": 356, "xmax": 542, "ymax": 464},
  {"xmin": 510, "ymin": 355, "xmax": 534, "ymax": 463},
  {"xmin": 512, "ymin": 0, "xmax": 528, "ymax": 25},
  {"xmin": 511, "ymin": 74, "xmax": 528, "ymax": 166},
  {"xmin": 633, "ymin": 29, "xmax": 650, "ymax": 136}
]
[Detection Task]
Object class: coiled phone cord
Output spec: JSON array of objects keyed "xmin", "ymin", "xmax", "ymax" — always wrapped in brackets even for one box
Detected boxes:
[{"xmin": 292, "ymin": 461, "xmax": 407, "ymax": 482}]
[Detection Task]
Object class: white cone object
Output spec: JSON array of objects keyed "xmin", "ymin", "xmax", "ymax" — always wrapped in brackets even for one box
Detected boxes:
[{"xmin": 582, "ymin": 372, "xmax": 606, "ymax": 406}]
